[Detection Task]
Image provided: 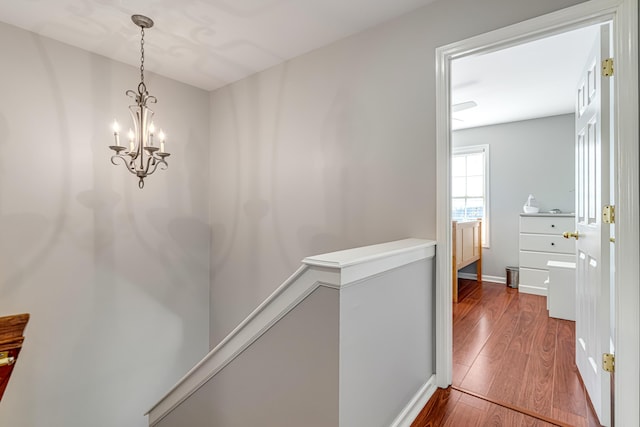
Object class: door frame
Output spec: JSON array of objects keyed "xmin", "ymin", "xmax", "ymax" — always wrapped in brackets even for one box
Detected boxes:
[{"xmin": 435, "ymin": 0, "xmax": 638, "ymax": 424}]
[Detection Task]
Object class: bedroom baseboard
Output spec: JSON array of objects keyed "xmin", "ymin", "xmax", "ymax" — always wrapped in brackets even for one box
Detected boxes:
[
  {"xmin": 518, "ymin": 284, "xmax": 547, "ymax": 296},
  {"xmin": 458, "ymin": 272, "xmax": 506, "ymax": 284}
]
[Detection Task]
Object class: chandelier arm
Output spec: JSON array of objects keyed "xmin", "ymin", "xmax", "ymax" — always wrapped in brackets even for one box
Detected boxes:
[
  {"xmin": 143, "ymin": 155, "xmax": 155, "ymax": 175},
  {"xmin": 129, "ymin": 156, "xmax": 139, "ymax": 171},
  {"xmin": 110, "ymin": 154, "xmax": 138, "ymax": 175},
  {"xmin": 146, "ymin": 156, "xmax": 168, "ymax": 176}
]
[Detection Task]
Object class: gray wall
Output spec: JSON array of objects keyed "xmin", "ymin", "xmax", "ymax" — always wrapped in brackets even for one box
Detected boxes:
[
  {"xmin": 208, "ymin": 0, "xmax": 588, "ymax": 345},
  {"xmin": 156, "ymin": 286, "xmax": 340, "ymax": 427},
  {"xmin": 453, "ymin": 114, "xmax": 575, "ymax": 278},
  {"xmin": 339, "ymin": 259, "xmax": 434, "ymax": 426},
  {"xmin": 0, "ymin": 23, "xmax": 210, "ymax": 427}
]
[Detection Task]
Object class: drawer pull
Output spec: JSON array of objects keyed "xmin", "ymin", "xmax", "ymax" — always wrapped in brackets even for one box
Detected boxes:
[
  {"xmin": 551, "ymin": 242, "xmax": 555, "ymax": 246},
  {"xmin": 551, "ymin": 224, "xmax": 555, "ymax": 228}
]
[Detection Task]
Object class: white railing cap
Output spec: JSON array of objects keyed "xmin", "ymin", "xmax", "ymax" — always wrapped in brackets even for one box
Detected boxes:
[{"xmin": 302, "ymin": 238, "xmax": 436, "ymax": 269}]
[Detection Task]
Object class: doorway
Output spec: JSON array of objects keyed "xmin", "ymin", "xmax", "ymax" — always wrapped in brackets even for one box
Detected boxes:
[
  {"xmin": 448, "ymin": 23, "xmax": 603, "ymax": 424},
  {"xmin": 434, "ymin": 0, "xmax": 639, "ymax": 425}
]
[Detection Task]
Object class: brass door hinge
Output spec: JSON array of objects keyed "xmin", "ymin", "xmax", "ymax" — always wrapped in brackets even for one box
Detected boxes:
[
  {"xmin": 603, "ymin": 205, "xmax": 615, "ymax": 224},
  {"xmin": 603, "ymin": 353, "xmax": 615, "ymax": 373},
  {"xmin": 602, "ymin": 58, "xmax": 614, "ymax": 77}
]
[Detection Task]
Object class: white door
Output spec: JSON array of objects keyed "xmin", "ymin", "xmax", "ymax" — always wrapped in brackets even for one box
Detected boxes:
[{"xmin": 573, "ymin": 24, "xmax": 612, "ymax": 426}]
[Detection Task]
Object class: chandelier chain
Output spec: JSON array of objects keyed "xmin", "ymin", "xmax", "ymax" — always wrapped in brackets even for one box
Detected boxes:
[{"xmin": 140, "ymin": 26, "xmax": 145, "ymax": 84}]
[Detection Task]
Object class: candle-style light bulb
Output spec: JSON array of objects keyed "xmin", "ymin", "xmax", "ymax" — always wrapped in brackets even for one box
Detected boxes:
[
  {"xmin": 159, "ymin": 130, "xmax": 166, "ymax": 153},
  {"xmin": 112, "ymin": 120, "xmax": 120, "ymax": 146},
  {"xmin": 128, "ymin": 129, "xmax": 135, "ymax": 152},
  {"xmin": 148, "ymin": 122, "xmax": 155, "ymax": 146}
]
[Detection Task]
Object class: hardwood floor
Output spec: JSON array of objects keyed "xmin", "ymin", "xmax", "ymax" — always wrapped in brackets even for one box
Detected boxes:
[
  {"xmin": 411, "ymin": 386, "xmax": 563, "ymax": 427},
  {"xmin": 412, "ymin": 280, "xmax": 600, "ymax": 427}
]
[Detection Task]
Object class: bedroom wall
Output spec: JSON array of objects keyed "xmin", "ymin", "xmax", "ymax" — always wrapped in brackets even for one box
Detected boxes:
[
  {"xmin": 0, "ymin": 22, "xmax": 210, "ymax": 427},
  {"xmin": 207, "ymin": 0, "xmax": 587, "ymax": 346},
  {"xmin": 453, "ymin": 114, "xmax": 575, "ymax": 279}
]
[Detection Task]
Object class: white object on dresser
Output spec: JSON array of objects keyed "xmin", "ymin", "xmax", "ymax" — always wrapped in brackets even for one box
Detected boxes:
[
  {"xmin": 547, "ymin": 260, "xmax": 576, "ymax": 321},
  {"xmin": 518, "ymin": 213, "xmax": 575, "ymax": 296}
]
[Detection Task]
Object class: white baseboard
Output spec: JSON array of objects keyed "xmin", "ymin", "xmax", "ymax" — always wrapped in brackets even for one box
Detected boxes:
[
  {"xmin": 389, "ymin": 374, "xmax": 437, "ymax": 427},
  {"xmin": 458, "ymin": 273, "xmax": 548, "ymax": 296},
  {"xmin": 518, "ymin": 284, "xmax": 547, "ymax": 296},
  {"xmin": 457, "ymin": 272, "xmax": 506, "ymax": 284}
]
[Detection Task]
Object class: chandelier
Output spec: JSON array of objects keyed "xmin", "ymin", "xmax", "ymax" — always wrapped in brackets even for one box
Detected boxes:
[{"xmin": 109, "ymin": 14, "xmax": 170, "ymax": 189}]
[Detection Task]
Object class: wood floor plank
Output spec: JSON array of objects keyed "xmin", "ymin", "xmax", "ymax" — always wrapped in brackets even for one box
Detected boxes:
[
  {"xmin": 519, "ymin": 417, "xmax": 558, "ymax": 427},
  {"xmin": 453, "ymin": 279, "xmax": 485, "ymax": 322},
  {"xmin": 477, "ymin": 294, "xmax": 522, "ymax": 360},
  {"xmin": 486, "ymin": 349, "xmax": 530, "ymax": 405},
  {"xmin": 585, "ymin": 399, "xmax": 601, "ymax": 427},
  {"xmin": 482, "ymin": 403, "xmax": 527, "ymax": 426},
  {"xmin": 442, "ymin": 402, "xmax": 484, "ymax": 427},
  {"xmin": 459, "ymin": 353, "xmax": 502, "ymax": 396},
  {"xmin": 452, "ymin": 362, "xmax": 469, "ymax": 387},
  {"xmin": 410, "ymin": 387, "xmax": 461, "ymax": 427},
  {"xmin": 518, "ymin": 293, "xmax": 545, "ymax": 313},
  {"xmin": 454, "ymin": 386, "xmax": 576, "ymax": 427},
  {"xmin": 452, "ymin": 304, "xmax": 481, "ymax": 341},
  {"xmin": 454, "ymin": 285, "xmax": 517, "ymax": 366},
  {"xmin": 553, "ymin": 407, "xmax": 588, "ymax": 427},
  {"xmin": 453, "ymin": 326, "xmax": 492, "ymax": 367},
  {"xmin": 517, "ymin": 315, "xmax": 558, "ymax": 416},
  {"xmin": 553, "ymin": 320, "xmax": 587, "ymax": 417},
  {"xmin": 474, "ymin": 283, "xmax": 513, "ymax": 322},
  {"xmin": 452, "ymin": 297, "xmax": 487, "ymax": 353},
  {"xmin": 506, "ymin": 296, "xmax": 545, "ymax": 355},
  {"xmin": 458, "ymin": 391, "xmax": 490, "ymax": 411},
  {"xmin": 453, "ymin": 283, "xmax": 498, "ymax": 338},
  {"xmin": 456, "ymin": 279, "xmax": 483, "ymax": 304}
]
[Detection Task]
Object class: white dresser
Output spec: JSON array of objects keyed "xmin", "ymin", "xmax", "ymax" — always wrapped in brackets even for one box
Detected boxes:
[{"xmin": 519, "ymin": 213, "xmax": 575, "ymax": 296}]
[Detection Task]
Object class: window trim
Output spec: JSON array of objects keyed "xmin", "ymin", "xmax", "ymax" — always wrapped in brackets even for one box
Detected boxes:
[{"xmin": 452, "ymin": 144, "xmax": 490, "ymax": 248}]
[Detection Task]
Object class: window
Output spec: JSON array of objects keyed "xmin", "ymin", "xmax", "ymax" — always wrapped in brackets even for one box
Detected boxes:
[{"xmin": 452, "ymin": 145, "xmax": 490, "ymax": 247}]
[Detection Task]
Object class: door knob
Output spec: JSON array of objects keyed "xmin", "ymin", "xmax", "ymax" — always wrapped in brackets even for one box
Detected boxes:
[{"xmin": 563, "ymin": 231, "xmax": 579, "ymax": 240}]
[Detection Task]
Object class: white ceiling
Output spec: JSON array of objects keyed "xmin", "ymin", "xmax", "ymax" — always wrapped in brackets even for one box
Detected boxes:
[
  {"xmin": 0, "ymin": 0, "xmax": 437, "ymax": 91},
  {"xmin": 452, "ymin": 25, "xmax": 600, "ymax": 130},
  {"xmin": 0, "ymin": 1, "xmax": 602, "ymax": 126}
]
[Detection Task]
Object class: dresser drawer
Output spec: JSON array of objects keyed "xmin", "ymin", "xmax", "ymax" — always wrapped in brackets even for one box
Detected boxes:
[
  {"xmin": 520, "ymin": 234, "xmax": 575, "ymax": 254},
  {"xmin": 520, "ymin": 216, "xmax": 574, "ymax": 234},
  {"xmin": 519, "ymin": 251, "xmax": 575, "ymax": 270},
  {"xmin": 520, "ymin": 267, "xmax": 549, "ymax": 289}
]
